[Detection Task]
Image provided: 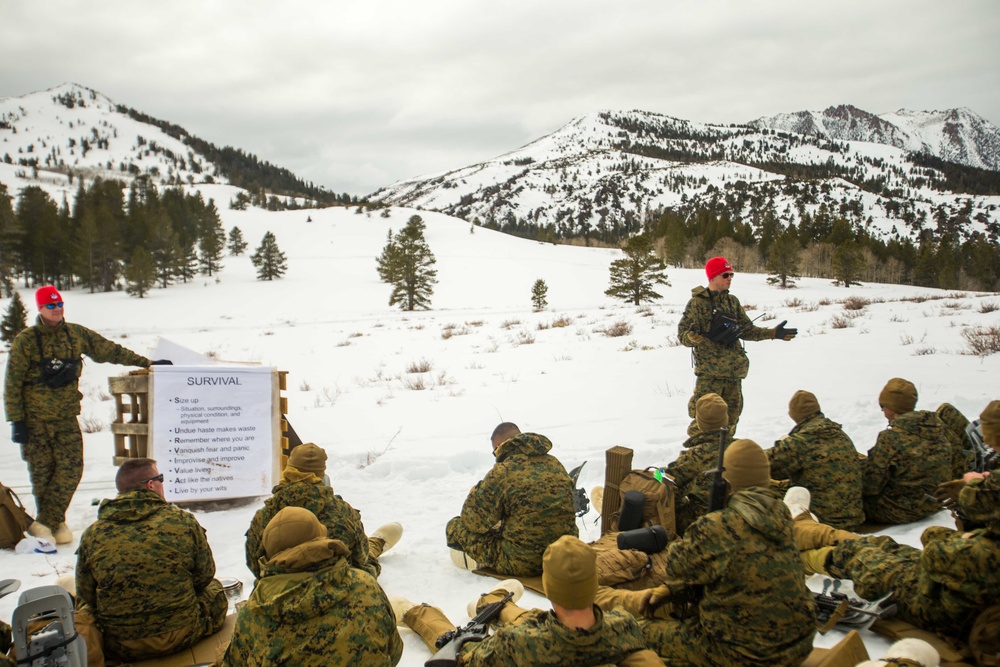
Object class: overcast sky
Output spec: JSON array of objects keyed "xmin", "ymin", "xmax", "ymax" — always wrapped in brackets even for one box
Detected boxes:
[{"xmin": 2, "ymin": 0, "xmax": 998, "ymax": 196}]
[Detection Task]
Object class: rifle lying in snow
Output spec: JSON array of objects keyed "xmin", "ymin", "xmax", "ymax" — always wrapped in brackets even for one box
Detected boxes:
[
  {"xmin": 426, "ymin": 590, "xmax": 515, "ymax": 666},
  {"xmin": 813, "ymin": 578, "xmax": 896, "ymax": 633}
]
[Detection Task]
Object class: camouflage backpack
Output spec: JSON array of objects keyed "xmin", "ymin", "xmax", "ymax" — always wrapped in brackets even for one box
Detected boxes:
[
  {"xmin": 0, "ymin": 481, "xmax": 33, "ymax": 549},
  {"xmin": 610, "ymin": 467, "xmax": 677, "ymax": 540}
]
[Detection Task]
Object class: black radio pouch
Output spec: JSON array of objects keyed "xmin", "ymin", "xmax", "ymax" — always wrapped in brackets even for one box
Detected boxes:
[{"xmin": 35, "ymin": 327, "xmax": 81, "ymax": 389}]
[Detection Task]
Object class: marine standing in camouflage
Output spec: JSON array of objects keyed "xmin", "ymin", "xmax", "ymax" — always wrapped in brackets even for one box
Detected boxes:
[
  {"xmin": 678, "ymin": 258, "xmax": 793, "ymax": 434},
  {"xmin": 4, "ymin": 286, "xmax": 150, "ymax": 533},
  {"xmin": 246, "ymin": 467, "xmax": 378, "ymax": 579},
  {"xmin": 75, "ymin": 488, "xmax": 227, "ymax": 660},
  {"xmin": 862, "ymin": 411, "xmax": 952, "ymax": 525},
  {"xmin": 768, "ymin": 391, "xmax": 865, "ymax": 530},
  {"xmin": 446, "ymin": 432, "xmax": 578, "ymax": 576}
]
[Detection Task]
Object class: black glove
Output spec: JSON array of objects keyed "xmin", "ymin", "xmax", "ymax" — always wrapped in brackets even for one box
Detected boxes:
[
  {"xmin": 149, "ymin": 359, "xmax": 173, "ymax": 366},
  {"xmin": 11, "ymin": 421, "xmax": 28, "ymax": 444},
  {"xmin": 773, "ymin": 320, "xmax": 797, "ymax": 341}
]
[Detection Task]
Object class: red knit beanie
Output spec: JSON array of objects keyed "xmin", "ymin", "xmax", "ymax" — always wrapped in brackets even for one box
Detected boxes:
[
  {"xmin": 35, "ymin": 285, "xmax": 63, "ymax": 309},
  {"xmin": 705, "ymin": 257, "xmax": 732, "ymax": 281}
]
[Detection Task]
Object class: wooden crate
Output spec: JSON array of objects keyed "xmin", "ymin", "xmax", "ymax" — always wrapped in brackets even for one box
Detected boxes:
[{"xmin": 109, "ymin": 369, "xmax": 291, "ymax": 468}]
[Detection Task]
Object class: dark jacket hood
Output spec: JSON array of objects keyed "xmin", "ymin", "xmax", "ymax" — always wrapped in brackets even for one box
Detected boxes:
[
  {"xmin": 97, "ymin": 489, "xmax": 167, "ymax": 523},
  {"xmin": 495, "ymin": 432, "xmax": 553, "ymax": 462},
  {"xmin": 728, "ymin": 488, "xmax": 792, "ymax": 544}
]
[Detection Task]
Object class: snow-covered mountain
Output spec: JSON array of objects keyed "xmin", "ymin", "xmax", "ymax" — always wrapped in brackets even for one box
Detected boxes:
[
  {"xmin": 0, "ymin": 83, "xmax": 333, "ymax": 205},
  {"xmin": 371, "ymin": 107, "xmax": 1000, "ymax": 244},
  {"xmin": 749, "ymin": 104, "xmax": 1000, "ymax": 171}
]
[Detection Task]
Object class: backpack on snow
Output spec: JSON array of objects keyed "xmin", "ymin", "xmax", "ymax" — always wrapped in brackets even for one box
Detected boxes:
[{"xmin": 0, "ymin": 481, "xmax": 34, "ymax": 549}]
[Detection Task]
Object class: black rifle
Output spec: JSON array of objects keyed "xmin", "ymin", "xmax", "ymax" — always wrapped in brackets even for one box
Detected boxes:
[
  {"xmin": 426, "ymin": 590, "xmax": 515, "ymax": 666},
  {"xmin": 706, "ymin": 427, "xmax": 730, "ymax": 512},
  {"xmin": 813, "ymin": 579, "xmax": 896, "ymax": 632}
]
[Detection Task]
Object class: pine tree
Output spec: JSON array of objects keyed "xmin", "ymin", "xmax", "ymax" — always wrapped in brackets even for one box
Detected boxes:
[
  {"xmin": 0, "ymin": 292, "xmax": 28, "ymax": 347},
  {"xmin": 832, "ymin": 242, "xmax": 863, "ymax": 287},
  {"xmin": 604, "ymin": 233, "xmax": 670, "ymax": 306},
  {"xmin": 531, "ymin": 279, "xmax": 548, "ymax": 312},
  {"xmin": 766, "ymin": 229, "xmax": 801, "ymax": 289},
  {"xmin": 197, "ymin": 200, "xmax": 225, "ymax": 276},
  {"xmin": 376, "ymin": 215, "xmax": 437, "ymax": 311},
  {"xmin": 0, "ymin": 183, "xmax": 19, "ymax": 296},
  {"xmin": 124, "ymin": 247, "xmax": 156, "ymax": 297},
  {"xmin": 227, "ymin": 226, "xmax": 248, "ymax": 256},
  {"xmin": 177, "ymin": 239, "xmax": 199, "ymax": 284},
  {"xmin": 250, "ymin": 231, "xmax": 288, "ymax": 280}
]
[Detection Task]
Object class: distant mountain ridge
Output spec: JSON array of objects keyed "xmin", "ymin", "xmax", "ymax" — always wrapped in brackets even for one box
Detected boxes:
[
  {"xmin": 748, "ymin": 104, "xmax": 1000, "ymax": 171},
  {"xmin": 0, "ymin": 82, "xmax": 340, "ymax": 204},
  {"xmin": 372, "ymin": 106, "xmax": 1000, "ymax": 245}
]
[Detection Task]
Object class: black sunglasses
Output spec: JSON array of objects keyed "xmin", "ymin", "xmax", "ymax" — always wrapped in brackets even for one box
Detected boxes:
[
  {"xmin": 721, "ymin": 272, "xmax": 735, "ymax": 279},
  {"xmin": 142, "ymin": 473, "xmax": 164, "ymax": 484},
  {"xmin": 43, "ymin": 302, "xmax": 64, "ymax": 310}
]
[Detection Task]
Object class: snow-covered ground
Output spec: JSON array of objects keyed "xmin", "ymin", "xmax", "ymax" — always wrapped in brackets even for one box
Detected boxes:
[{"xmin": 1, "ymin": 202, "xmax": 997, "ymax": 664}]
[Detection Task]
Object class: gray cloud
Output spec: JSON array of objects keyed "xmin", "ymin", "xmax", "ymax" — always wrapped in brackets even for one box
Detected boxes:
[{"xmin": 2, "ymin": 0, "xmax": 997, "ymax": 195}]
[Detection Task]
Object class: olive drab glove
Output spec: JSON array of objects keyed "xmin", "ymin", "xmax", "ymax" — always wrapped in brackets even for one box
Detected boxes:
[
  {"xmin": 11, "ymin": 421, "xmax": 27, "ymax": 444},
  {"xmin": 772, "ymin": 320, "xmax": 797, "ymax": 341},
  {"xmin": 686, "ymin": 331, "xmax": 706, "ymax": 345},
  {"xmin": 935, "ymin": 479, "xmax": 966, "ymax": 511}
]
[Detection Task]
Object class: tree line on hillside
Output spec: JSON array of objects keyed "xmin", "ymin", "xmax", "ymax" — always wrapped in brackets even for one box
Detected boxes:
[{"xmin": 0, "ymin": 177, "xmax": 288, "ymax": 300}]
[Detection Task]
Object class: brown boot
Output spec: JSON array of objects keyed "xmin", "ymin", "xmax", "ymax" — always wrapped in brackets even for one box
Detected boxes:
[
  {"xmin": 403, "ymin": 604, "xmax": 459, "ymax": 651},
  {"xmin": 801, "ymin": 546, "xmax": 835, "ymax": 576}
]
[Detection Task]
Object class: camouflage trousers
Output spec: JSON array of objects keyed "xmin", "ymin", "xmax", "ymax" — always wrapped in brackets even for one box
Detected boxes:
[
  {"xmin": 828, "ymin": 535, "xmax": 922, "ymax": 627},
  {"xmin": 446, "ymin": 516, "xmax": 543, "ymax": 576},
  {"xmin": 100, "ymin": 579, "xmax": 228, "ymax": 662},
  {"xmin": 639, "ymin": 617, "xmax": 811, "ymax": 667},
  {"xmin": 21, "ymin": 417, "xmax": 83, "ymax": 528},
  {"xmin": 686, "ymin": 377, "xmax": 743, "ymax": 436}
]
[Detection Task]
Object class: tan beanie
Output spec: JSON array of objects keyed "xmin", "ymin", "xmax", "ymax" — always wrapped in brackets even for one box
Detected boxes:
[
  {"xmin": 262, "ymin": 506, "xmax": 328, "ymax": 558},
  {"xmin": 789, "ymin": 390, "xmax": 821, "ymax": 424},
  {"xmin": 879, "ymin": 378, "xmax": 917, "ymax": 414},
  {"xmin": 722, "ymin": 439, "xmax": 771, "ymax": 490},
  {"xmin": 288, "ymin": 443, "xmax": 327, "ymax": 475},
  {"xmin": 696, "ymin": 393, "xmax": 729, "ymax": 432},
  {"xmin": 981, "ymin": 400, "xmax": 1000, "ymax": 448},
  {"xmin": 542, "ymin": 535, "xmax": 598, "ymax": 610}
]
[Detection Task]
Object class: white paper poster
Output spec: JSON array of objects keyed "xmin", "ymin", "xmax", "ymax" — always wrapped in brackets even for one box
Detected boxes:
[{"xmin": 150, "ymin": 365, "xmax": 274, "ymax": 502}]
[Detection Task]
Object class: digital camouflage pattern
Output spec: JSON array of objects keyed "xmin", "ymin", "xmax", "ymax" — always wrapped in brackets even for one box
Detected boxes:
[
  {"xmin": 75, "ymin": 489, "xmax": 227, "ymax": 659},
  {"xmin": 635, "ymin": 488, "xmax": 815, "ymax": 667},
  {"xmin": 446, "ymin": 433, "xmax": 578, "ymax": 576},
  {"xmin": 768, "ymin": 414, "xmax": 865, "ymax": 530},
  {"xmin": 19, "ymin": 418, "xmax": 82, "ymax": 527},
  {"xmin": 5, "ymin": 317, "xmax": 150, "ymax": 527},
  {"xmin": 221, "ymin": 537, "xmax": 402, "ymax": 667},
  {"xmin": 4, "ymin": 317, "xmax": 150, "ymax": 423},
  {"xmin": 665, "ymin": 430, "xmax": 728, "ymax": 533},
  {"xmin": 959, "ymin": 472, "xmax": 1000, "ymax": 531},
  {"xmin": 678, "ymin": 287, "xmax": 773, "ymax": 431},
  {"xmin": 935, "ymin": 403, "xmax": 975, "ymax": 478},
  {"xmin": 460, "ymin": 606, "xmax": 658, "ymax": 667},
  {"xmin": 245, "ymin": 472, "xmax": 377, "ymax": 579},
  {"xmin": 828, "ymin": 524, "xmax": 1000, "ymax": 638},
  {"xmin": 862, "ymin": 410, "xmax": 952, "ymax": 524}
]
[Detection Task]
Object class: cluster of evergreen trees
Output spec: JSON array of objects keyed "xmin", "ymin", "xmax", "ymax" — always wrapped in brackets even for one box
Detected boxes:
[{"xmin": 0, "ymin": 177, "xmax": 288, "ymax": 299}]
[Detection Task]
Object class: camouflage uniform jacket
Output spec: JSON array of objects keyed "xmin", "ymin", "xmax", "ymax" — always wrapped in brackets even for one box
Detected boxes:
[
  {"xmin": 768, "ymin": 414, "xmax": 865, "ymax": 530},
  {"xmin": 831, "ymin": 525, "xmax": 1000, "ymax": 638},
  {"xmin": 862, "ymin": 410, "xmax": 952, "ymax": 524},
  {"xmin": 457, "ymin": 433, "xmax": 578, "ymax": 573},
  {"xmin": 221, "ymin": 538, "xmax": 402, "ymax": 667},
  {"xmin": 4, "ymin": 317, "xmax": 149, "ymax": 422},
  {"xmin": 460, "ymin": 606, "xmax": 655, "ymax": 667},
  {"xmin": 958, "ymin": 472, "xmax": 1000, "ymax": 532},
  {"xmin": 665, "ymin": 431, "xmax": 725, "ymax": 513},
  {"xmin": 75, "ymin": 490, "xmax": 219, "ymax": 643},
  {"xmin": 935, "ymin": 403, "xmax": 975, "ymax": 478},
  {"xmin": 245, "ymin": 477, "xmax": 375, "ymax": 579},
  {"xmin": 661, "ymin": 488, "xmax": 816, "ymax": 666},
  {"xmin": 677, "ymin": 287, "xmax": 773, "ymax": 379}
]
